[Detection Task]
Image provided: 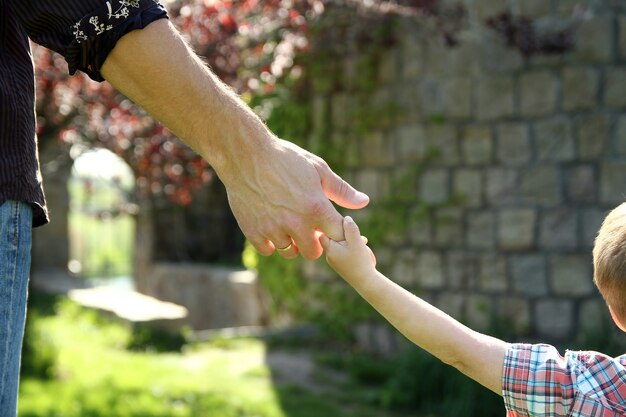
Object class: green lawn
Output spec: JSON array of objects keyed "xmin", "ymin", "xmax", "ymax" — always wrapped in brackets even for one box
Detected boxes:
[{"xmin": 20, "ymin": 293, "xmax": 419, "ymax": 417}]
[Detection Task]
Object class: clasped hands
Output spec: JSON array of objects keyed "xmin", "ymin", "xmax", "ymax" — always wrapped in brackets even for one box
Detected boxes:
[{"xmin": 222, "ymin": 138, "xmax": 370, "ymax": 260}]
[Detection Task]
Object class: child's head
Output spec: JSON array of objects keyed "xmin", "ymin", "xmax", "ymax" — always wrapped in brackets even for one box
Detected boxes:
[{"xmin": 593, "ymin": 202, "xmax": 626, "ymax": 330}]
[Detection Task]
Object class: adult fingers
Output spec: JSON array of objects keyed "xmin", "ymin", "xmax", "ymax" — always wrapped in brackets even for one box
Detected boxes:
[
  {"xmin": 291, "ymin": 228, "xmax": 324, "ymax": 260},
  {"xmin": 273, "ymin": 238, "xmax": 299, "ymax": 259},
  {"xmin": 308, "ymin": 194, "xmax": 346, "ymax": 243},
  {"xmin": 249, "ymin": 237, "xmax": 275, "ymax": 257}
]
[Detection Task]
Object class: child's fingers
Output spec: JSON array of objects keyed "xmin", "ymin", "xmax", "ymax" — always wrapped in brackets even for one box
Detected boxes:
[
  {"xmin": 343, "ymin": 216, "xmax": 361, "ymax": 245},
  {"xmin": 319, "ymin": 233, "xmax": 331, "ymax": 250},
  {"xmin": 360, "ymin": 236, "xmax": 368, "ymax": 245}
]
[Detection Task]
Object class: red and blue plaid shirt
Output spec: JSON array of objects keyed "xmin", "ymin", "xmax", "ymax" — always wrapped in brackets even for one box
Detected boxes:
[{"xmin": 502, "ymin": 344, "xmax": 626, "ymax": 416}]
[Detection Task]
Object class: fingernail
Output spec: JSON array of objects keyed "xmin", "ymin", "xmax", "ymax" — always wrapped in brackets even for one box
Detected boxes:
[{"xmin": 345, "ymin": 216, "xmax": 354, "ymax": 223}]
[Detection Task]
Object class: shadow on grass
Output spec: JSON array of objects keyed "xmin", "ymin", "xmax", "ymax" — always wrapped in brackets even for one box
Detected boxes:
[{"xmin": 261, "ymin": 325, "xmax": 505, "ymax": 417}]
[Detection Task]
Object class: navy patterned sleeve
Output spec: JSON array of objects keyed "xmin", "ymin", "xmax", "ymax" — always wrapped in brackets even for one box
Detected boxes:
[{"xmin": 7, "ymin": 0, "xmax": 168, "ymax": 81}]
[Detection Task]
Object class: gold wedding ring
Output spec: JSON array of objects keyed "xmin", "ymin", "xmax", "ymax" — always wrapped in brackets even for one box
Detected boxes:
[{"xmin": 276, "ymin": 243, "xmax": 293, "ymax": 252}]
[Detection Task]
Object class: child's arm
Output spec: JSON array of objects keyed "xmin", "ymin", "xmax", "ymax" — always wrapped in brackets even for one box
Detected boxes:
[{"xmin": 319, "ymin": 217, "xmax": 509, "ymax": 395}]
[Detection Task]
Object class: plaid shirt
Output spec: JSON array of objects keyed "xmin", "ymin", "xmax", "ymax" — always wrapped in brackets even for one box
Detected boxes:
[{"xmin": 502, "ymin": 344, "xmax": 626, "ymax": 417}]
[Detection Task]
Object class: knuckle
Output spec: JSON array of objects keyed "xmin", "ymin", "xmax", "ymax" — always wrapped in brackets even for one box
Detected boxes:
[{"xmin": 305, "ymin": 198, "xmax": 329, "ymax": 218}]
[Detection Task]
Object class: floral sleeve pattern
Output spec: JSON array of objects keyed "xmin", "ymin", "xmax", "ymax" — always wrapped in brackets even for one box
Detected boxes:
[
  {"xmin": 8, "ymin": 0, "xmax": 168, "ymax": 81},
  {"xmin": 72, "ymin": 0, "xmax": 158, "ymax": 43}
]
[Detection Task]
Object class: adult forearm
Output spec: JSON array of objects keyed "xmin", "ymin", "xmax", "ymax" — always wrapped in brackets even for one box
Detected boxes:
[
  {"xmin": 348, "ymin": 271, "xmax": 508, "ymax": 394},
  {"xmin": 100, "ymin": 19, "xmax": 270, "ymax": 183},
  {"xmin": 100, "ymin": 18, "xmax": 369, "ymax": 259}
]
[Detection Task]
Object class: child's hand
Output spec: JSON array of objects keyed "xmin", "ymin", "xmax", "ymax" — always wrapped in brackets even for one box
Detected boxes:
[{"xmin": 319, "ymin": 216, "xmax": 377, "ymax": 281}]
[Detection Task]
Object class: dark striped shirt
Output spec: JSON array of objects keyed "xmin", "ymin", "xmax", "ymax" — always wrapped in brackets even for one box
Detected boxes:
[{"xmin": 1, "ymin": 0, "xmax": 167, "ymax": 226}]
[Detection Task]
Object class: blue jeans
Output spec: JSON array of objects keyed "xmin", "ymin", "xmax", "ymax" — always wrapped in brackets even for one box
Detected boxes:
[{"xmin": 0, "ymin": 201, "xmax": 32, "ymax": 417}]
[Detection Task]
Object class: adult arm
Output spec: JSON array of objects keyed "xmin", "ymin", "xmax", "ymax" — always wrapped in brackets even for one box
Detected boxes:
[
  {"xmin": 9, "ymin": 0, "xmax": 369, "ymax": 259},
  {"xmin": 100, "ymin": 19, "xmax": 369, "ymax": 259},
  {"xmin": 321, "ymin": 217, "xmax": 509, "ymax": 394}
]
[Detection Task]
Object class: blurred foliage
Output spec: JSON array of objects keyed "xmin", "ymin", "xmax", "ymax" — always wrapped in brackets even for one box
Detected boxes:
[{"xmin": 20, "ymin": 291, "xmax": 421, "ymax": 417}]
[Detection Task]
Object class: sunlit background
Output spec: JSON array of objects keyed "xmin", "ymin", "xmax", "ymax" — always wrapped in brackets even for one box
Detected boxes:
[{"xmin": 22, "ymin": 0, "xmax": 626, "ymax": 416}]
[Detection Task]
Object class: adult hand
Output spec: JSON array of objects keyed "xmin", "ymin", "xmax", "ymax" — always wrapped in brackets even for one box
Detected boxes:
[
  {"xmin": 100, "ymin": 20, "xmax": 368, "ymax": 259},
  {"xmin": 223, "ymin": 138, "xmax": 369, "ymax": 260}
]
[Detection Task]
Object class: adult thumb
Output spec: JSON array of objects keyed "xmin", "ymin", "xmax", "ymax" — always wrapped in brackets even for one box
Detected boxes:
[{"xmin": 319, "ymin": 166, "xmax": 369, "ymax": 209}]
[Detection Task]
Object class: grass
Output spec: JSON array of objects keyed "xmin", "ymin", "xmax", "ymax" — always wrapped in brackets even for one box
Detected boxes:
[{"xmin": 19, "ymin": 292, "xmax": 422, "ymax": 417}]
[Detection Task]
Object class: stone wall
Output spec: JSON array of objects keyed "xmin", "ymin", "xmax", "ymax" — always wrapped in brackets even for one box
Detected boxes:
[{"xmin": 301, "ymin": 0, "xmax": 626, "ymax": 347}]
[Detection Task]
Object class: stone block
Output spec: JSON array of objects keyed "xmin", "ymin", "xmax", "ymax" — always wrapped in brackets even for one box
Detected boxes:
[
  {"xmin": 600, "ymin": 162, "xmax": 626, "ymax": 204},
  {"xmin": 447, "ymin": 251, "xmax": 479, "ymax": 290},
  {"xmin": 576, "ymin": 114, "xmax": 610, "ymax": 160},
  {"xmin": 620, "ymin": 16, "xmax": 626, "ymax": 60},
  {"xmin": 520, "ymin": 166, "xmax": 561, "ymax": 206},
  {"xmin": 476, "ymin": 76, "xmax": 515, "ymax": 120},
  {"xmin": 566, "ymin": 165, "xmax": 596, "ymax": 203},
  {"xmin": 486, "ymin": 168, "xmax": 519, "ymax": 205},
  {"xmin": 539, "ymin": 209, "xmax": 578, "ymax": 250},
  {"xmin": 436, "ymin": 293, "xmax": 465, "ymax": 320},
  {"xmin": 379, "ymin": 49, "xmax": 400, "ymax": 85},
  {"xmin": 479, "ymin": 32, "xmax": 524, "ymax": 73},
  {"xmin": 573, "ymin": 16, "xmax": 614, "ymax": 64},
  {"xmin": 535, "ymin": 300, "xmax": 574, "ymax": 340},
  {"xmin": 444, "ymin": 77, "xmax": 473, "ymax": 119},
  {"xmin": 516, "ymin": 0, "xmax": 552, "ymax": 17},
  {"xmin": 453, "ymin": 168, "xmax": 483, "ymax": 208},
  {"xmin": 147, "ymin": 265, "xmax": 264, "ymax": 330},
  {"xmin": 462, "ymin": 125, "xmax": 493, "ymax": 166},
  {"xmin": 402, "ymin": 37, "xmax": 424, "ymax": 80},
  {"xmin": 417, "ymin": 251, "xmax": 445, "ymax": 290},
  {"xmin": 605, "ymin": 69, "xmax": 626, "ymax": 109},
  {"xmin": 418, "ymin": 79, "xmax": 445, "ymax": 117},
  {"xmin": 478, "ymin": 253, "xmax": 508, "ymax": 292},
  {"xmin": 356, "ymin": 169, "xmax": 385, "ymax": 202},
  {"xmin": 550, "ymin": 255, "xmax": 594, "ymax": 297},
  {"xmin": 496, "ymin": 297, "xmax": 531, "ymax": 336},
  {"xmin": 579, "ymin": 298, "xmax": 611, "ymax": 338},
  {"xmin": 420, "ymin": 168, "xmax": 450, "ymax": 204},
  {"xmin": 497, "ymin": 123, "xmax": 532, "ymax": 166},
  {"xmin": 409, "ymin": 210, "xmax": 432, "ymax": 246},
  {"xmin": 473, "ymin": 0, "xmax": 509, "ymax": 20},
  {"xmin": 434, "ymin": 208, "xmax": 464, "ymax": 247},
  {"xmin": 616, "ymin": 116, "xmax": 626, "ymax": 156},
  {"xmin": 362, "ymin": 131, "xmax": 394, "ymax": 168},
  {"xmin": 391, "ymin": 249, "xmax": 418, "ymax": 286},
  {"xmin": 354, "ymin": 322, "xmax": 397, "ymax": 356},
  {"xmin": 395, "ymin": 124, "xmax": 427, "ymax": 162},
  {"xmin": 425, "ymin": 125, "xmax": 460, "ymax": 166},
  {"xmin": 554, "ymin": 0, "xmax": 582, "ymax": 15},
  {"xmin": 331, "ymin": 93, "xmax": 351, "ymax": 130},
  {"xmin": 519, "ymin": 71, "xmax": 558, "ymax": 117},
  {"xmin": 581, "ymin": 208, "xmax": 608, "ymax": 249},
  {"xmin": 467, "ymin": 211, "xmax": 495, "ymax": 249},
  {"xmin": 394, "ymin": 83, "xmax": 421, "ymax": 123},
  {"xmin": 498, "ymin": 209, "xmax": 537, "ymax": 250},
  {"xmin": 511, "ymin": 255, "xmax": 549, "ymax": 297},
  {"xmin": 562, "ymin": 67, "xmax": 600, "ymax": 111},
  {"xmin": 466, "ymin": 295, "xmax": 493, "ymax": 332},
  {"xmin": 424, "ymin": 36, "xmax": 480, "ymax": 77},
  {"xmin": 534, "ymin": 117, "xmax": 575, "ymax": 162},
  {"xmin": 312, "ymin": 95, "xmax": 327, "ymax": 133}
]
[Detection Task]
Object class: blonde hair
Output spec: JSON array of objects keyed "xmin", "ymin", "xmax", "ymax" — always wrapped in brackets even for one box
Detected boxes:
[{"xmin": 593, "ymin": 202, "xmax": 626, "ymax": 323}]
